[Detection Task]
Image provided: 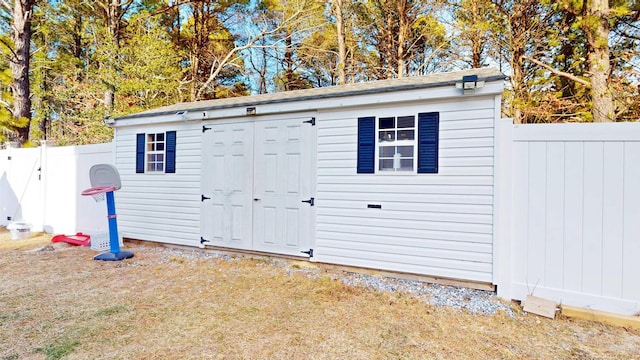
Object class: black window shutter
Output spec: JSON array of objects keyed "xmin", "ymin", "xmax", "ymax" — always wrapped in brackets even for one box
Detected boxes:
[
  {"xmin": 417, "ymin": 112, "xmax": 439, "ymax": 173},
  {"xmin": 357, "ymin": 117, "xmax": 375, "ymax": 173},
  {"xmin": 165, "ymin": 131, "xmax": 176, "ymax": 173},
  {"xmin": 136, "ymin": 133, "xmax": 145, "ymax": 173}
]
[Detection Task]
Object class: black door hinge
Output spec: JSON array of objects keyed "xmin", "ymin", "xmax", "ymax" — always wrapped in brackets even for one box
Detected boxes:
[
  {"xmin": 301, "ymin": 197, "xmax": 314, "ymax": 206},
  {"xmin": 202, "ymin": 125, "xmax": 212, "ymax": 133},
  {"xmin": 200, "ymin": 237, "xmax": 210, "ymax": 245},
  {"xmin": 201, "ymin": 194, "xmax": 211, "ymax": 202},
  {"xmin": 303, "ymin": 117, "xmax": 316, "ymax": 126},
  {"xmin": 301, "ymin": 249, "xmax": 314, "ymax": 257}
]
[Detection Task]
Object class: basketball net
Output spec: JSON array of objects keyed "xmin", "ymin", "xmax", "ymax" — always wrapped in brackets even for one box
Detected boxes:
[{"xmin": 92, "ymin": 192, "xmax": 105, "ymax": 202}]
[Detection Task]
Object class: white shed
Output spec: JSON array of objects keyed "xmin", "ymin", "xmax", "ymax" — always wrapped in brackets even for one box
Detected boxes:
[{"xmin": 112, "ymin": 68, "xmax": 506, "ymax": 289}]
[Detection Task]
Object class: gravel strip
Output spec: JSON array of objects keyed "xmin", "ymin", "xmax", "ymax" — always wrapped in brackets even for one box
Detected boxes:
[
  {"xmin": 134, "ymin": 245, "xmax": 515, "ymax": 317},
  {"xmin": 338, "ymin": 272, "xmax": 515, "ymax": 316}
]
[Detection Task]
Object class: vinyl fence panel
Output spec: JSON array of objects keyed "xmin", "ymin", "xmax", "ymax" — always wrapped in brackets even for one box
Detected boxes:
[
  {"xmin": 0, "ymin": 142, "xmax": 113, "ymax": 234},
  {"xmin": 511, "ymin": 123, "xmax": 640, "ymax": 315}
]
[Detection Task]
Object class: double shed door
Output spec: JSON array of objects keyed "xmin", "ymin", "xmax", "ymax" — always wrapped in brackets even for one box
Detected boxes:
[{"xmin": 201, "ymin": 116, "xmax": 315, "ymax": 257}]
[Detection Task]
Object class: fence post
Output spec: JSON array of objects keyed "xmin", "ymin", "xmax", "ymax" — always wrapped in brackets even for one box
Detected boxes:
[
  {"xmin": 493, "ymin": 117, "xmax": 514, "ymax": 299},
  {"xmin": 39, "ymin": 141, "xmax": 49, "ymax": 233}
]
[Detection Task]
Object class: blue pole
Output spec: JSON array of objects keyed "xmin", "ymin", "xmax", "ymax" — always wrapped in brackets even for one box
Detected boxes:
[
  {"xmin": 105, "ymin": 191, "xmax": 120, "ymax": 253},
  {"xmin": 93, "ymin": 190, "xmax": 133, "ymax": 261}
]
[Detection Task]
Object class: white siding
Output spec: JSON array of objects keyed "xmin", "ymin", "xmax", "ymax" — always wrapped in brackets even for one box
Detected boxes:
[
  {"xmin": 511, "ymin": 123, "xmax": 640, "ymax": 315},
  {"xmin": 115, "ymin": 123, "xmax": 201, "ymax": 246},
  {"xmin": 314, "ymin": 96, "xmax": 498, "ymax": 283}
]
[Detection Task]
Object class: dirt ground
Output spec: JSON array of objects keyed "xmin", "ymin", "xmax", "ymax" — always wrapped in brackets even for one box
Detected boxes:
[{"xmin": 1, "ymin": 230, "xmax": 639, "ymax": 360}]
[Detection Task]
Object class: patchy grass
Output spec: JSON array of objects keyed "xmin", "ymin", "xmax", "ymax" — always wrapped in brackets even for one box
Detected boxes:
[
  {"xmin": 0, "ymin": 228, "xmax": 51, "ymax": 251},
  {"xmin": 0, "ymin": 229, "xmax": 639, "ymax": 359},
  {"xmin": 36, "ymin": 339, "xmax": 81, "ymax": 360}
]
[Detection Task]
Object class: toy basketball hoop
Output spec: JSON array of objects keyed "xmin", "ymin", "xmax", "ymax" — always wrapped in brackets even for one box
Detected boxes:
[
  {"xmin": 81, "ymin": 164, "xmax": 133, "ymax": 261},
  {"xmin": 89, "ymin": 164, "xmax": 122, "ymax": 190},
  {"xmin": 82, "ymin": 185, "xmax": 116, "ymax": 203}
]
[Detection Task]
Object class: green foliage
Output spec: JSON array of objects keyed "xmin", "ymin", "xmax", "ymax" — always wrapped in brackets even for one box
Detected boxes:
[
  {"xmin": 298, "ymin": 25, "xmax": 339, "ymax": 86},
  {"xmin": 35, "ymin": 339, "xmax": 80, "ymax": 360},
  {"xmin": 0, "ymin": 0, "xmax": 638, "ymax": 144},
  {"xmin": 0, "ymin": 66, "xmax": 14, "ymax": 142},
  {"xmin": 451, "ymin": 0, "xmax": 502, "ymax": 68}
]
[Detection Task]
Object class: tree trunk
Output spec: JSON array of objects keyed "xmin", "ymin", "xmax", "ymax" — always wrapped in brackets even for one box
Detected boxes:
[
  {"xmin": 507, "ymin": 4, "xmax": 528, "ymax": 124},
  {"xmin": 107, "ymin": 0, "xmax": 123, "ymax": 45},
  {"xmin": 284, "ymin": 31, "xmax": 294, "ymax": 91},
  {"xmin": 470, "ymin": 0, "xmax": 482, "ymax": 68},
  {"xmin": 385, "ymin": 13, "xmax": 393, "ymax": 78},
  {"xmin": 9, "ymin": 0, "xmax": 35, "ymax": 144},
  {"xmin": 494, "ymin": 0, "xmax": 541, "ymax": 124},
  {"xmin": 333, "ymin": 0, "xmax": 346, "ymax": 85},
  {"xmin": 396, "ymin": 0, "xmax": 407, "ymax": 78},
  {"xmin": 104, "ymin": 89, "xmax": 114, "ymax": 111},
  {"xmin": 511, "ymin": 53, "xmax": 524, "ymax": 124},
  {"xmin": 258, "ymin": 44, "xmax": 268, "ymax": 94},
  {"xmin": 585, "ymin": 0, "xmax": 613, "ymax": 122}
]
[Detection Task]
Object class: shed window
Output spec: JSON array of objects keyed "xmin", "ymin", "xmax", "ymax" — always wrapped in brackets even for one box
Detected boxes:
[
  {"xmin": 378, "ymin": 116, "xmax": 415, "ymax": 172},
  {"xmin": 136, "ymin": 131, "xmax": 176, "ymax": 173},
  {"xmin": 357, "ymin": 113, "xmax": 438, "ymax": 174},
  {"xmin": 147, "ymin": 133, "xmax": 165, "ymax": 172}
]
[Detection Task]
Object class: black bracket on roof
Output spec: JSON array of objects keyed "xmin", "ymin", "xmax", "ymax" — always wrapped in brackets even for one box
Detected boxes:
[
  {"xmin": 303, "ymin": 117, "xmax": 315, "ymax": 126},
  {"xmin": 202, "ymin": 125, "xmax": 212, "ymax": 133}
]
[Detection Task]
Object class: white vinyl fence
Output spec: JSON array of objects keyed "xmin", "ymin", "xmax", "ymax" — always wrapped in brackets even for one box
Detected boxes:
[
  {"xmin": 509, "ymin": 122, "xmax": 640, "ymax": 315},
  {"xmin": 0, "ymin": 142, "xmax": 114, "ymax": 235},
  {"xmin": 1, "ymin": 122, "xmax": 639, "ymax": 316}
]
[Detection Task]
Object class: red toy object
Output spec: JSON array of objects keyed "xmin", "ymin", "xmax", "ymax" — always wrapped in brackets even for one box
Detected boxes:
[{"xmin": 51, "ymin": 233, "xmax": 91, "ymax": 246}]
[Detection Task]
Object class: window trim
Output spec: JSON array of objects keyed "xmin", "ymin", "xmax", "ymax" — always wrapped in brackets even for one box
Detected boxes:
[
  {"xmin": 375, "ymin": 115, "xmax": 417, "ymax": 173},
  {"xmin": 146, "ymin": 133, "xmax": 166, "ymax": 173},
  {"xmin": 135, "ymin": 131, "xmax": 176, "ymax": 174},
  {"xmin": 357, "ymin": 112, "xmax": 439, "ymax": 175}
]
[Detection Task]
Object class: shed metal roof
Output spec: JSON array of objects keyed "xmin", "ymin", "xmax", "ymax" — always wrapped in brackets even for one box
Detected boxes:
[{"xmin": 116, "ymin": 67, "xmax": 506, "ymax": 120}]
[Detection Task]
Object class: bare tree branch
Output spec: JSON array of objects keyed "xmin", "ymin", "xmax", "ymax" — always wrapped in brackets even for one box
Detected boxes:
[
  {"xmin": 195, "ymin": 7, "xmax": 313, "ymax": 100},
  {"xmin": 0, "ymin": 36, "xmax": 17, "ymax": 59},
  {"xmin": 0, "ymin": 97, "xmax": 13, "ymax": 113},
  {"xmin": 524, "ymin": 56, "xmax": 591, "ymax": 88},
  {"xmin": 0, "ymin": 0, "xmax": 11, "ymax": 12}
]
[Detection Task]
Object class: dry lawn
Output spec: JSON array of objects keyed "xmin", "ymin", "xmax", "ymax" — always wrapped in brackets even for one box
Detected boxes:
[{"xmin": 1, "ymin": 229, "xmax": 639, "ymax": 360}]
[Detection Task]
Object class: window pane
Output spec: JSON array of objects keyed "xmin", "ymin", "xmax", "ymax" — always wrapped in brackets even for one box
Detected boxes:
[
  {"xmin": 148, "ymin": 134, "xmax": 156, "ymax": 142},
  {"xmin": 379, "ymin": 117, "xmax": 395, "ymax": 129},
  {"xmin": 397, "ymin": 130, "xmax": 414, "ymax": 141},
  {"xmin": 399, "ymin": 159, "xmax": 414, "ymax": 171},
  {"xmin": 157, "ymin": 133, "xmax": 165, "ymax": 141},
  {"xmin": 397, "ymin": 146, "xmax": 413, "ymax": 157},
  {"xmin": 379, "ymin": 146, "xmax": 396, "ymax": 157},
  {"xmin": 157, "ymin": 143, "xmax": 165, "ymax": 151},
  {"xmin": 397, "ymin": 116, "xmax": 414, "ymax": 128},
  {"xmin": 379, "ymin": 131, "xmax": 395, "ymax": 142},
  {"xmin": 379, "ymin": 159, "xmax": 394, "ymax": 171}
]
